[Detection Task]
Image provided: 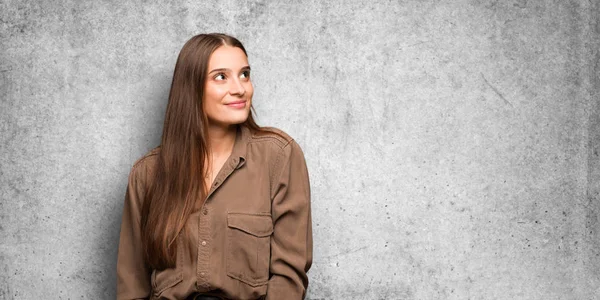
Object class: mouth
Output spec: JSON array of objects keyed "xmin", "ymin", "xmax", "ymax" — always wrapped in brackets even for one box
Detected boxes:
[{"xmin": 225, "ymin": 100, "xmax": 247, "ymax": 109}]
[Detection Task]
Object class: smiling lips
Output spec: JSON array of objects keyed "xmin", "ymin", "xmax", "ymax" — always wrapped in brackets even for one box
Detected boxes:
[{"xmin": 225, "ymin": 100, "xmax": 247, "ymax": 109}]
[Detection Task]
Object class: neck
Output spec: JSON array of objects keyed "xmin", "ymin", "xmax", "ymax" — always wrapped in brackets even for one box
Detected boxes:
[{"xmin": 207, "ymin": 123, "xmax": 237, "ymax": 157}]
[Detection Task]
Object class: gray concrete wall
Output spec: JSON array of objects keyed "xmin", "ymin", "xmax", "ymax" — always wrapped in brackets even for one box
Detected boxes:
[{"xmin": 1, "ymin": 0, "xmax": 598, "ymax": 299}]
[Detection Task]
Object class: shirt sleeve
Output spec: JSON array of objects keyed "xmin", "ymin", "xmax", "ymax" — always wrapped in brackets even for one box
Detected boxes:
[
  {"xmin": 116, "ymin": 162, "xmax": 152, "ymax": 300},
  {"xmin": 266, "ymin": 140, "xmax": 313, "ymax": 300}
]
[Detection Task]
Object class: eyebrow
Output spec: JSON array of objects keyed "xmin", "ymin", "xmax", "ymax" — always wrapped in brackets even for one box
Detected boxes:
[{"xmin": 208, "ymin": 66, "xmax": 251, "ymax": 74}]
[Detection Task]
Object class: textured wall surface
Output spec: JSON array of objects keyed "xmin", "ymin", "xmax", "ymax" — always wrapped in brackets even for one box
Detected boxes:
[{"xmin": 1, "ymin": 0, "xmax": 599, "ymax": 299}]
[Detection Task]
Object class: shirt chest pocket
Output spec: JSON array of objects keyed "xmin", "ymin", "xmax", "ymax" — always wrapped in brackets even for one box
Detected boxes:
[{"xmin": 226, "ymin": 212, "xmax": 273, "ymax": 287}]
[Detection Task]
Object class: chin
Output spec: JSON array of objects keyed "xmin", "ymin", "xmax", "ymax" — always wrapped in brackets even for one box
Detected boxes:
[
  {"xmin": 209, "ymin": 110, "xmax": 250, "ymax": 127},
  {"xmin": 227, "ymin": 115, "xmax": 250, "ymax": 125}
]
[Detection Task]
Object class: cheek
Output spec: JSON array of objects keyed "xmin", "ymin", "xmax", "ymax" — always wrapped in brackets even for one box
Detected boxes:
[
  {"xmin": 246, "ymin": 84, "xmax": 254, "ymax": 99},
  {"xmin": 204, "ymin": 86, "xmax": 227, "ymax": 105}
]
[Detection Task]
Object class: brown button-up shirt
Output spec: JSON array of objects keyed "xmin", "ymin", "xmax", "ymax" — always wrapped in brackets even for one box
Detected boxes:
[{"xmin": 116, "ymin": 125, "xmax": 313, "ymax": 300}]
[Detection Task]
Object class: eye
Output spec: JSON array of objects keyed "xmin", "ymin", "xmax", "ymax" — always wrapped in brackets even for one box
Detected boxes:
[
  {"xmin": 240, "ymin": 70, "xmax": 250, "ymax": 79},
  {"xmin": 214, "ymin": 73, "xmax": 226, "ymax": 81}
]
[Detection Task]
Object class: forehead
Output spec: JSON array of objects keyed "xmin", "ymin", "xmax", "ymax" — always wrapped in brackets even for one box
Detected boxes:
[{"xmin": 207, "ymin": 45, "xmax": 248, "ymax": 70}]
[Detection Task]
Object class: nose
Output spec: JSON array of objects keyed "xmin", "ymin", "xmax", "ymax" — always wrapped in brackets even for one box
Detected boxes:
[{"xmin": 229, "ymin": 77, "xmax": 245, "ymax": 96}]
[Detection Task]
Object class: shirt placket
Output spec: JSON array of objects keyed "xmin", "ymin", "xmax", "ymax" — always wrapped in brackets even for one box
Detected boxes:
[{"xmin": 196, "ymin": 156, "xmax": 244, "ymax": 291}]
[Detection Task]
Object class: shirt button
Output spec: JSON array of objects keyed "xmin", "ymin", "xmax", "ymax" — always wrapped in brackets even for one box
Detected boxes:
[
  {"xmin": 202, "ymin": 208, "xmax": 208, "ymax": 215},
  {"xmin": 200, "ymin": 272, "xmax": 205, "ymax": 276},
  {"xmin": 201, "ymin": 241, "xmax": 207, "ymax": 246}
]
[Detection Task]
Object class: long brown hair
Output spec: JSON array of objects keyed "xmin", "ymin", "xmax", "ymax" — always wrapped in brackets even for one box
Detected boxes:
[{"xmin": 141, "ymin": 33, "xmax": 264, "ymax": 270}]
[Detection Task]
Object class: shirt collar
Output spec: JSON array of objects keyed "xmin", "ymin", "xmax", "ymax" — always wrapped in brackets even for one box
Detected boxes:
[{"xmin": 230, "ymin": 124, "xmax": 250, "ymax": 169}]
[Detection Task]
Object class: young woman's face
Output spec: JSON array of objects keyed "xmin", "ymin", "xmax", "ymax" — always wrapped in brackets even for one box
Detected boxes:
[{"xmin": 203, "ymin": 45, "xmax": 253, "ymax": 128}]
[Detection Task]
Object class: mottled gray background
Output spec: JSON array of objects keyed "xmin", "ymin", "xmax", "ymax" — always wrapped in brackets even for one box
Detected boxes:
[{"xmin": 1, "ymin": 0, "xmax": 599, "ymax": 299}]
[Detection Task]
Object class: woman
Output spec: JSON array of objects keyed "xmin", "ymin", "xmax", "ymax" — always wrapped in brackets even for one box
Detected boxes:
[{"xmin": 116, "ymin": 33, "xmax": 313, "ymax": 300}]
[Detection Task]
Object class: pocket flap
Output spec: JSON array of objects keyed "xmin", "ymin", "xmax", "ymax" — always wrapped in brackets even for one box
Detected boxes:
[
  {"xmin": 227, "ymin": 213, "xmax": 273, "ymax": 237},
  {"xmin": 152, "ymin": 271, "xmax": 182, "ymax": 296}
]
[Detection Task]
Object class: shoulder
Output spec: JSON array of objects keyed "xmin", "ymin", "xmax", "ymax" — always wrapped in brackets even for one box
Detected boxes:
[
  {"xmin": 249, "ymin": 126, "xmax": 307, "ymax": 166},
  {"xmin": 128, "ymin": 146, "xmax": 160, "ymax": 184},
  {"xmin": 249, "ymin": 126, "xmax": 295, "ymax": 150},
  {"xmin": 133, "ymin": 146, "xmax": 160, "ymax": 165},
  {"xmin": 132, "ymin": 146, "xmax": 160, "ymax": 169},
  {"xmin": 246, "ymin": 126, "xmax": 307, "ymax": 169}
]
